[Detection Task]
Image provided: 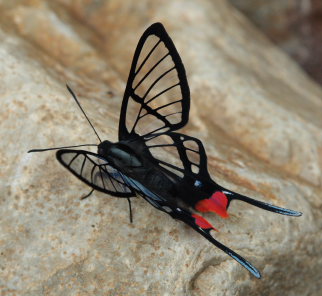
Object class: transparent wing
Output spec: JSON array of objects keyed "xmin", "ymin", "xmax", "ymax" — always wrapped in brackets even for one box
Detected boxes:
[
  {"xmin": 119, "ymin": 22, "xmax": 190, "ymax": 140},
  {"xmin": 146, "ymin": 135, "xmax": 302, "ymax": 218},
  {"xmin": 144, "ymin": 132, "xmax": 209, "ymax": 181},
  {"xmin": 56, "ymin": 149, "xmax": 135, "ymax": 197}
]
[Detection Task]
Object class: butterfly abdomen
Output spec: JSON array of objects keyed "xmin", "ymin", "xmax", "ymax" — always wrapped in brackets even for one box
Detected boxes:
[{"xmin": 143, "ymin": 169, "xmax": 176, "ymax": 196}]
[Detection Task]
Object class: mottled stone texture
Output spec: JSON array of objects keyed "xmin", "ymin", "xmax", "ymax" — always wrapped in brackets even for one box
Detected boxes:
[
  {"xmin": 229, "ymin": 0, "xmax": 322, "ymax": 85},
  {"xmin": 0, "ymin": 0, "xmax": 321, "ymax": 295}
]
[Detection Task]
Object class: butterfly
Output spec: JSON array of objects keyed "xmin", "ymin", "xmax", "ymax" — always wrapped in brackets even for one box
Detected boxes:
[{"xmin": 29, "ymin": 22, "xmax": 302, "ymax": 279}]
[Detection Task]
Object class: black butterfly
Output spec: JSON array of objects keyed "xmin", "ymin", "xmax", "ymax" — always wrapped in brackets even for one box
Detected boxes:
[{"xmin": 29, "ymin": 23, "xmax": 302, "ymax": 279}]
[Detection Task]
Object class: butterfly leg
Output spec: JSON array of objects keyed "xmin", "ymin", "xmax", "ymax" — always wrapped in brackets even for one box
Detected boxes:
[
  {"xmin": 127, "ymin": 197, "xmax": 133, "ymax": 223},
  {"xmin": 80, "ymin": 188, "xmax": 95, "ymax": 200},
  {"xmin": 91, "ymin": 170, "xmax": 135, "ymax": 223}
]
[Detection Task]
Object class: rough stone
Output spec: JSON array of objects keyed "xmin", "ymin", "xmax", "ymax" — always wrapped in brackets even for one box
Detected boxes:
[
  {"xmin": 229, "ymin": 0, "xmax": 322, "ymax": 85},
  {"xmin": 0, "ymin": 0, "xmax": 321, "ymax": 295}
]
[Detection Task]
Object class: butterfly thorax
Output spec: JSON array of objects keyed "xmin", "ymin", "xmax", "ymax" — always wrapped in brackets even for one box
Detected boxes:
[
  {"xmin": 98, "ymin": 140, "xmax": 143, "ymax": 171},
  {"xmin": 98, "ymin": 139, "xmax": 178, "ymax": 202}
]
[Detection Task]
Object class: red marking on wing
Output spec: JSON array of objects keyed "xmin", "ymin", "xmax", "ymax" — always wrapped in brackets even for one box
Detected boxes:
[
  {"xmin": 192, "ymin": 214, "xmax": 218, "ymax": 231},
  {"xmin": 195, "ymin": 191, "xmax": 229, "ymax": 218}
]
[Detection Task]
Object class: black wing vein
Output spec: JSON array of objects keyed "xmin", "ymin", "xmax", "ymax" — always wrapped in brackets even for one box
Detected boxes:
[{"xmin": 56, "ymin": 149, "xmax": 135, "ymax": 198}]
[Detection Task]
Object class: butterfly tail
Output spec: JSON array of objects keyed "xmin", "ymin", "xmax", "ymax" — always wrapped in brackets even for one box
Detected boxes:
[
  {"xmin": 195, "ymin": 186, "xmax": 302, "ymax": 218},
  {"xmin": 138, "ymin": 190, "xmax": 261, "ymax": 278},
  {"xmin": 170, "ymin": 208, "xmax": 261, "ymax": 279},
  {"xmin": 224, "ymin": 189, "xmax": 302, "ymax": 217}
]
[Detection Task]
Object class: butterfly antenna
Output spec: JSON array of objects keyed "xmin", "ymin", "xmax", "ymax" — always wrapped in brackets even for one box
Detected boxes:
[
  {"xmin": 66, "ymin": 84, "xmax": 102, "ymax": 143},
  {"xmin": 28, "ymin": 144, "xmax": 97, "ymax": 153}
]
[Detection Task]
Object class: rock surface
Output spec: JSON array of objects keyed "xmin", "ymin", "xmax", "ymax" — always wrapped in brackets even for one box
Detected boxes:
[
  {"xmin": 229, "ymin": 0, "xmax": 322, "ymax": 85},
  {"xmin": 0, "ymin": 0, "xmax": 321, "ymax": 295}
]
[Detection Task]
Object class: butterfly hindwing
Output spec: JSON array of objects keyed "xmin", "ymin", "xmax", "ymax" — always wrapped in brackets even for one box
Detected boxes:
[
  {"xmin": 56, "ymin": 149, "xmax": 135, "ymax": 197},
  {"xmin": 170, "ymin": 206, "xmax": 262, "ymax": 279},
  {"xmin": 143, "ymin": 131, "xmax": 210, "ymax": 181},
  {"xmin": 133, "ymin": 186, "xmax": 261, "ymax": 279},
  {"xmin": 119, "ymin": 22, "xmax": 190, "ymax": 140},
  {"xmin": 143, "ymin": 131, "xmax": 301, "ymax": 218}
]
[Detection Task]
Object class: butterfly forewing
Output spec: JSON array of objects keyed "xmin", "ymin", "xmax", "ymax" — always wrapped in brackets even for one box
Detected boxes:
[
  {"xmin": 119, "ymin": 23, "xmax": 190, "ymax": 140},
  {"xmin": 56, "ymin": 149, "xmax": 134, "ymax": 197}
]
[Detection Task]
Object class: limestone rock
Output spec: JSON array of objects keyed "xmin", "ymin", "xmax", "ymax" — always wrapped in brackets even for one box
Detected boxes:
[
  {"xmin": 229, "ymin": 0, "xmax": 322, "ymax": 85},
  {"xmin": 0, "ymin": 0, "xmax": 321, "ymax": 295}
]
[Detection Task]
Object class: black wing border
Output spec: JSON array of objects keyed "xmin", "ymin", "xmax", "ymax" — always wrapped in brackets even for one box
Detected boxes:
[
  {"xmin": 168, "ymin": 132, "xmax": 210, "ymax": 179},
  {"xmin": 144, "ymin": 131, "xmax": 211, "ymax": 181},
  {"xmin": 118, "ymin": 22, "xmax": 190, "ymax": 140}
]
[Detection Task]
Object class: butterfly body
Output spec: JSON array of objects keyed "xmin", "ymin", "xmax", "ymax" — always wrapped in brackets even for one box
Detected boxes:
[
  {"xmin": 98, "ymin": 140, "xmax": 144, "ymax": 171},
  {"xmin": 97, "ymin": 135, "xmax": 223, "ymax": 212},
  {"xmin": 30, "ymin": 22, "xmax": 302, "ymax": 279},
  {"xmin": 99, "ymin": 138, "xmax": 184, "ymax": 205}
]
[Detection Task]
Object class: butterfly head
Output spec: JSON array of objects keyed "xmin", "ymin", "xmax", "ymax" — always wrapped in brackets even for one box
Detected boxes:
[{"xmin": 97, "ymin": 140, "xmax": 113, "ymax": 157}]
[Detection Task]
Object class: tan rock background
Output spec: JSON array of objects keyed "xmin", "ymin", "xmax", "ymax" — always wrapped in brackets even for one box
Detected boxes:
[
  {"xmin": 229, "ymin": 0, "xmax": 322, "ymax": 85},
  {"xmin": 0, "ymin": 0, "xmax": 321, "ymax": 295}
]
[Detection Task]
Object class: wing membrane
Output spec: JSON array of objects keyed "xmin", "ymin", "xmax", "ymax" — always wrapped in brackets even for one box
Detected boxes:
[
  {"xmin": 56, "ymin": 149, "xmax": 135, "ymax": 197},
  {"xmin": 144, "ymin": 132, "xmax": 210, "ymax": 181},
  {"xmin": 119, "ymin": 23, "xmax": 190, "ymax": 140}
]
